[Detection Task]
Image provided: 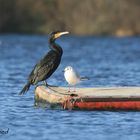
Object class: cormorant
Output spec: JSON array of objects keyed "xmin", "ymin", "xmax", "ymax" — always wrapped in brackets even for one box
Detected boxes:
[{"xmin": 19, "ymin": 31, "xmax": 69, "ymax": 95}]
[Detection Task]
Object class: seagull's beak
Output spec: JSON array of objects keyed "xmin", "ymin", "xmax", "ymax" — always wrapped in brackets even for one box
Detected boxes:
[{"xmin": 55, "ymin": 31, "xmax": 69, "ymax": 39}]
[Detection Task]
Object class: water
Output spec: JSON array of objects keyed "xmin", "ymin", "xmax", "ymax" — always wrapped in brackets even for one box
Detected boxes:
[{"xmin": 0, "ymin": 35, "xmax": 140, "ymax": 140}]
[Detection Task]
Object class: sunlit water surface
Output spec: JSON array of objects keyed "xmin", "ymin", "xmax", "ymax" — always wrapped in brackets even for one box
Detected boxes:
[{"xmin": 0, "ymin": 35, "xmax": 140, "ymax": 140}]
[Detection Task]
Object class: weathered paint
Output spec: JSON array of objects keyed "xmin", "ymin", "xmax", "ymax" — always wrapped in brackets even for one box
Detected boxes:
[
  {"xmin": 35, "ymin": 86, "xmax": 140, "ymax": 110},
  {"xmin": 72, "ymin": 101, "xmax": 140, "ymax": 110}
]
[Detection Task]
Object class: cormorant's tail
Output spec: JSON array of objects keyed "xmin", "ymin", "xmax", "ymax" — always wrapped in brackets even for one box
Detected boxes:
[{"xmin": 19, "ymin": 82, "xmax": 31, "ymax": 95}]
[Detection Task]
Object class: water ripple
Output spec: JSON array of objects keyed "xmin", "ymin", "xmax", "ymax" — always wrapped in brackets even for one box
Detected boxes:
[{"xmin": 0, "ymin": 35, "xmax": 140, "ymax": 140}]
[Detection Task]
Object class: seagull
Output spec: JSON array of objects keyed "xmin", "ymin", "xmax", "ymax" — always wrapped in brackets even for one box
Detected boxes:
[{"xmin": 63, "ymin": 66, "xmax": 89, "ymax": 92}]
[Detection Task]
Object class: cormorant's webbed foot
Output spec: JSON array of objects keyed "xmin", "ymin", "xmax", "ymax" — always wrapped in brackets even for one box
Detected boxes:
[{"xmin": 43, "ymin": 81, "xmax": 49, "ymax": 87}]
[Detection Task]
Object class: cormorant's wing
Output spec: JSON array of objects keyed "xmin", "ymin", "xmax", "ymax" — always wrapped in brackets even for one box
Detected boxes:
[{"xmin": 28, "ymin": 51, "xmax": 60, "ymax": 83}]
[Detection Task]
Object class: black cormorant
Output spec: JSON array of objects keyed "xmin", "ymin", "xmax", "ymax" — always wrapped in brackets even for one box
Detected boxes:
[{"xmin": 19, "ymin": 31, "xmax": 69, "ymax": 95}]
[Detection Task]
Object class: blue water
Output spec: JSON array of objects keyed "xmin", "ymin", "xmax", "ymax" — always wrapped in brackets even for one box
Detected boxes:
[{"xmin": 0, "ymin": 35, "xmax": 140, "ymax": 140}]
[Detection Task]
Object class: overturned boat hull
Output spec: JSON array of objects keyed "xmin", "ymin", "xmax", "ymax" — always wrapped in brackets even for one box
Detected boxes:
[{"xmin": 35, "ymin": 86, "xmax": 140, "ymax": 110}]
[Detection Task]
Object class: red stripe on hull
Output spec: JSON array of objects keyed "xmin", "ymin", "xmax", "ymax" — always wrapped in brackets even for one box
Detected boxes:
[{"xmin": 73, "ymin": 101, "xmax": 140, "ymax": 110}]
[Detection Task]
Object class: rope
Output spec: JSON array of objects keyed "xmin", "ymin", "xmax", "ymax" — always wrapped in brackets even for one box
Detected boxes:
[{"xmin": 47, "ymin": 85, "xmax": 78, "ymax": 96}]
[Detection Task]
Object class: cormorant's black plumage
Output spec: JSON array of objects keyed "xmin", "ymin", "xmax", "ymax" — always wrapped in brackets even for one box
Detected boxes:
[{"xmin": 19, "ymin": 31, "xmax": 69, "ymax": 95}]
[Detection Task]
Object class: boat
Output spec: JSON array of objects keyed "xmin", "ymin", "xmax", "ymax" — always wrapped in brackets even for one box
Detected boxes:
[{"xmin": 35, "ymin": 86, "xmax": 140, "ymax": 110}]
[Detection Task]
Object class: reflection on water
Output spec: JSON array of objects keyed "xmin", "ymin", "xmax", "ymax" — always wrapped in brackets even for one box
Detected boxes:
[{"xmin": 0, "ymin": 35, "xmax": 140, "ymax": 140}]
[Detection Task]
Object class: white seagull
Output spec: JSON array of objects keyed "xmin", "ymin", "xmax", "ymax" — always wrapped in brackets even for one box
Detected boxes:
[{"xmin": 63, "ymin": 66, "xmax": 89, "ymax": 92}]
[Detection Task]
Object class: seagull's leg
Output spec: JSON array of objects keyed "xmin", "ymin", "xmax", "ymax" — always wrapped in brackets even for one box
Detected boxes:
[
  {"xmin": 73, "ymin": 85, "xmax": 76, "ymax": 92},
  {"xmin": 68, "ymin": 84, "xmax": 71, "ymax": 92}
]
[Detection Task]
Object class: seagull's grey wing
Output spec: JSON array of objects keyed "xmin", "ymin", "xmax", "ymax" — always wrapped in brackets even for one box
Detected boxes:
[{"xmin": 74, "ymin": 70, "xmax": 80, "ymax": 79}]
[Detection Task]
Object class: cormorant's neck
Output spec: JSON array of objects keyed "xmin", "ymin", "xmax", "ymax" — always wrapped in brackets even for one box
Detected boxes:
[{"xmin": 49, "ymin": 37, "xmax": 63, "ymax": 55}]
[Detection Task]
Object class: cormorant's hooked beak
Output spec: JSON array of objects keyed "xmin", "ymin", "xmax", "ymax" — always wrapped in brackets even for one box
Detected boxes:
[{"xmin": 55, "ymin": 31, "xmax": 69, "ymax": 39}]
